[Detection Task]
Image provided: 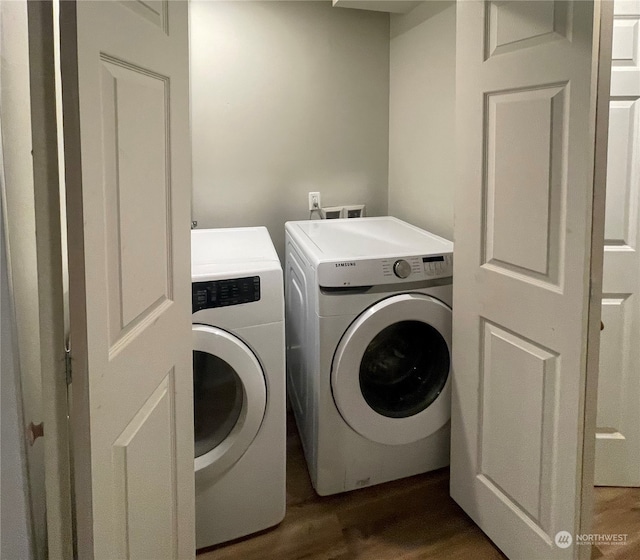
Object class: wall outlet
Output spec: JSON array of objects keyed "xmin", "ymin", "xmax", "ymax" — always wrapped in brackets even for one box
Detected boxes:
[
  {"xmin": 344, "ymin": 204, "xmax": 365, "ymax": 218},
  {"xmin": 308, "ymin": 191, "xmax": 321, "ymax": 211},
  {"xmin": 322, "ymin": 206, "xmax": 343, "ymax": 219}
]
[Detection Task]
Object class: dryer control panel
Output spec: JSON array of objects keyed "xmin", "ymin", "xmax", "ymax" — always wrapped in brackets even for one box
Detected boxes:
[{"xmin": 192, "ymin": 276, "xmax": 261, "ymax": 313}]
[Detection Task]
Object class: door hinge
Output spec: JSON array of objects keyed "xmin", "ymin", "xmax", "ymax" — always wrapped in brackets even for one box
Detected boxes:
[{"xmin": 65, "ymin": 346, "xmax": 72, "ymax": 385}]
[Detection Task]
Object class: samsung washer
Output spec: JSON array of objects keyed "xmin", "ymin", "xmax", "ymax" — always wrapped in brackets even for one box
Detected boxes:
[{"xmin": 285, "ymin": 216, "xmax": 453, "ymax": 495}]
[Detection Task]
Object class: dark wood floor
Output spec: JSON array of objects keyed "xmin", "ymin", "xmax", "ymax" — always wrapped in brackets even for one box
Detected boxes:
[{"xmin": 198, "ymin": 414, "xmax": 640, "ymax": 560}]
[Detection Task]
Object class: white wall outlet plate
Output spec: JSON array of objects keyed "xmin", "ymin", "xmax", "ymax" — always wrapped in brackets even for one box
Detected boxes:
[
  {"xmin": 322, "ymin": 206, "xmax": 344, "ymax": 219},
  {"xmin": 308, "ymin": 191, "xmax": 321, "ymax": 211},
  {"xmin": 344, "ymin": 204, "xmax": 365, "ymax": 218}
]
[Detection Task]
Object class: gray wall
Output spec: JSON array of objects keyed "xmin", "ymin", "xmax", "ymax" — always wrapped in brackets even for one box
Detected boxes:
[
  {"xmin": 190, "ymin": 1, "xmax": 390, "ymax": 258},
  {"xmin": 388, "ymin": 1, "xmax": 456, "ymax": 240},
  {"xmin": 1, "ymin": 193, "xmax": 33, "ymax": 560}
]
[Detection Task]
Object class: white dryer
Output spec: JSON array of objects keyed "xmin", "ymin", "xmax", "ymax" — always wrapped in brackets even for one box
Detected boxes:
[
  {"xmin": 192, "ymin": 227, "xmax": 285, "ymax": 548},
  {"xmin": 285, "ymin": 217, "xmax": 453, "ymax": 496}
]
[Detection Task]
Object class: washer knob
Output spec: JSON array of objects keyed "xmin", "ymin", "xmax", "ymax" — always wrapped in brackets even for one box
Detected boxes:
[{"xmin": 393, "ymin": 259, "xmax": 411, "ymax": 279}]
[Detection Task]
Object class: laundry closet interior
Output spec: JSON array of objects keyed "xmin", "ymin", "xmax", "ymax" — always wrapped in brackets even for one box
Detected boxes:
[
  {"xmin": 3, "ymin": 0, "xmax": 639, "ymax": 559},
  {"xmin": 190, "ymin": 1, "xmax": 459, "ymax": 554},
  {"xmin": 187, "ymin": 1, "xmax": 638, "ymax": 559}
]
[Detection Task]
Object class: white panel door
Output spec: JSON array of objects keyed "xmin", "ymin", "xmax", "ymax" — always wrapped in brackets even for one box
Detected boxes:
[
  {"xmin": 452, "ymin": 1, "xmax": 607, "ymax": 559},
  {"xmin": 595, "ymin": 0, "xmax": 640, "ymax": 487},
  {"xmin": 60, "ymin": 1, "xmax": 194, "ymax": 558}
]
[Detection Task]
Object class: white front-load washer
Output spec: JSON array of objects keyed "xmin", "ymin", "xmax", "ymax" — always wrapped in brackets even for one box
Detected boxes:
[
  {"xmin": 192, "ymin": 227, "xmax": 285, "ymax": 548},
  {"xmin": 285, "ymin": 216, "xmax": 453, "ymax": 496}
]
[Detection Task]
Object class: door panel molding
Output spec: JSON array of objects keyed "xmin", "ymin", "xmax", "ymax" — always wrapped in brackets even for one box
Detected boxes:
[
  {"xmin": 485, "ymin": 0, "xmax": 572, "ymax": 60},
  {"xmin": 483, "ymin": 83, "xmax": 568, "ymax": 286}
]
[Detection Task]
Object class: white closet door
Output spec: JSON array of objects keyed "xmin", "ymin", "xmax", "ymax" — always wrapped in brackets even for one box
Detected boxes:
[
  {"xmin": 60, "ymin": 1, "xmax": 194, "ymax": 558},
  {"xmin": 451, "ymin": 1, "xmax": 609, "ymax": 558},
  {"xmin": 595, "ymin": 0, "xmax": 640, "ymax": 488}
]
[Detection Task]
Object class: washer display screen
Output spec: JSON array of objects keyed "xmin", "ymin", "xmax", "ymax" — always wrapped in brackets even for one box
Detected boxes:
[
  {"xmin": 359, "ymin": 320, "xmax": 449, "ymax": 418},
  {"xmin": 193, "ymin": 351, "xmax": 243, "ymax": 458}
]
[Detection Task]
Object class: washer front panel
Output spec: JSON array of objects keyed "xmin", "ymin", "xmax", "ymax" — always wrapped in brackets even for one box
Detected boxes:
[
  {"xmin": 193, "ymin": 324, "xmax": 267, "ymax": 478},
  {"xmin": 331, "ymin": 293, "xmax": 452, "ymax": 445}
]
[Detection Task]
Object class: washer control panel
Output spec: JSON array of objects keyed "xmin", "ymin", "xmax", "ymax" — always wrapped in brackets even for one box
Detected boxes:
[
  {"xmin": 192, "ymin": 276, "xmax": 260, "ymax": 313},
  {"xmin": 422, "ymin": 254, "xmax": 453, "ymax": 278},
  {"xmin": 318, "ymin": 253, "xmax": 453, "ymax": 287},
  {"xmin": 382, "ymin": 255, "xmax": 453, "ymax": 280}
]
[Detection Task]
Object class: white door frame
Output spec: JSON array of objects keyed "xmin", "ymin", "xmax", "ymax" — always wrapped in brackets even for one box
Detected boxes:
[{"xmin": 26, "ymin": 1, "xmax": 74, "ymax": 557}]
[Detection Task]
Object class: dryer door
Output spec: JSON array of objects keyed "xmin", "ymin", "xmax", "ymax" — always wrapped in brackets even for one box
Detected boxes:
[
  {"xmin": 193, "ymin": 324, "xmax": 266, "ymax": 479},
  {"xmin": 331, "ymin": 293, "xmax": 451, "ymax": 445}
]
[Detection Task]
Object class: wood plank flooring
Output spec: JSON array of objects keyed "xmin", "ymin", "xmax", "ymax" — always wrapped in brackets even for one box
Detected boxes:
[
  {"xmin": 198, "ymin": 414, "xmax": 640, "ymax": 560},
  {"xmin": 591, "ymin": 486, "xmax": 640, "ymax": 559}
]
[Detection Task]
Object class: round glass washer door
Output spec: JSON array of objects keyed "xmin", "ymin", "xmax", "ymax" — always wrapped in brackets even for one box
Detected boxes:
[
  {"xmin": 193, "ymin": 324, "xmax": 266, "ymax": 479},
  {"xmin": 331, "ymin": 293, "xmax": 452, "ymax": 446}
]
